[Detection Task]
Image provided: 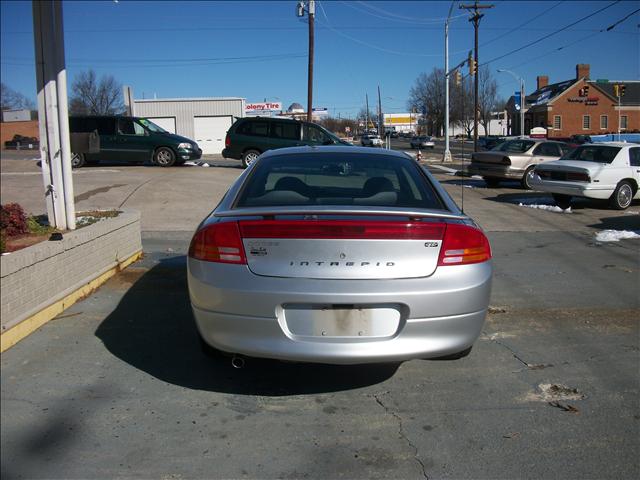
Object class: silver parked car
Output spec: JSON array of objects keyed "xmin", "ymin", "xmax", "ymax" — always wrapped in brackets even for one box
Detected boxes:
[
  {"xmin": 410, "ymin": 136, "xmax": 435, "ymax": 149},
  {"xmin": 469, "ymin": 138, "xmax": 572, "ymax": 189},
  {"xmin": 188, "ymin": 146, "xmax": 492, "ymax": 365}
]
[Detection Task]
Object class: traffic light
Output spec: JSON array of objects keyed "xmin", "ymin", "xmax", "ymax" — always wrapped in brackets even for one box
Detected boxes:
[
  {"xmin": 455, "ymin": 70, "xmax": 462, "ymax": 86},
  {"xmin": 468, "ymin": 53, "xmax": 476, "ymax": 76},
  {"xmin": 620, "ymin": 84, "xmax": 626, "ymax": 96},
  {"xmin": 613, "ymin": 84, "xmax": 619, "ymax": 97}
]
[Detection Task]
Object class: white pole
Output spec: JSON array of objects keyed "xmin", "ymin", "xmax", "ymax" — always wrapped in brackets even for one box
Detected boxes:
[
  {"xmin": 443, "ymin": 1, "xmax": 455, "ymax": 163},
  {"xmin": 521, "ymin": 78, "xmax": 525, "ymax": 137},
  {"xmin": 38, "ymin": 1, "xmax": 67, "ymax": 230},
  {"xmin": 54, "ymin": 1, "xmax": 75, "ymax": 230},
  {"xmin": 618, "ymin": 89, "xmax": 621, "ymax": 141},
  {"xmin": 32, "ymin": 1, "xmax": 55, "ymax": 225}
]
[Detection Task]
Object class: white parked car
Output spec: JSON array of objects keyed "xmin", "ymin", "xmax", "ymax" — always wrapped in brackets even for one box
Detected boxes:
[
  {"xmin": 361, "ymin": 134, "xmax": 383, "ymax": 147},
  {"xmin": 531, "ymin": 143, "xmax": 640, "ymax": 210}
]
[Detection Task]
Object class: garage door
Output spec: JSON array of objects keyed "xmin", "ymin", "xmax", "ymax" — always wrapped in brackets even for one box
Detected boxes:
[
  {"xmin": 193, "ymin": 116, "xmax": 233, "ymax": 154},
  {"xmin": 146, "ymin": 117, "xmax": 176, "ymax": 134}
]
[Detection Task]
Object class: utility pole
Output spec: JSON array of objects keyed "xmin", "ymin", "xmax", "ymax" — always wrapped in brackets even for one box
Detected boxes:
[
  {"xmin": 297, "ymin": 1, "xmax": 315, "ymax": 122},
  {"xmin": 460, "ymin": 0, "xmax": 493, "ymax": 152}
]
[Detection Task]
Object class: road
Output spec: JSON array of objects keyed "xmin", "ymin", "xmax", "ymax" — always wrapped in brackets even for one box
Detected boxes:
[{"xmin": 1, "ymin": 149, "xmax": 639, "ymax": 479}]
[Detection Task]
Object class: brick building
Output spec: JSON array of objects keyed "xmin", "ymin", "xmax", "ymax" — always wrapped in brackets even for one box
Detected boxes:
[{"xmin": 505, "ymin": 64, "xmax": 639, "ymax": 138}]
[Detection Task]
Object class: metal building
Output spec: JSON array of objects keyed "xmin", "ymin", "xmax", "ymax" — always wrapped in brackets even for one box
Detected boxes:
[{"xmin": 133, "ymin": 97, "xmax": 245, "ymax": 154}]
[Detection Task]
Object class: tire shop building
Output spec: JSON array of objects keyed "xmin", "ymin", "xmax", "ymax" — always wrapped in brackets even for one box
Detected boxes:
[
  {"xmin": 132, "ymin": 97, "xmax": 245, "ymax": 154},
  {"xmin": 505, "ymin": 64, "xmax": 639, "ymax": 138}
]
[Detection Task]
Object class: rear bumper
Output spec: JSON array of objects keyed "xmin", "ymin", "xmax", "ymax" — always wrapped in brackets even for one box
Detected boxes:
[
  {"xmin": 468, "ymin": 162, "xmax": 524, "ymax": 180},
  {"xmin": 222, "ymin": 148, "xmax": 241, "ymax": 160},
  {"xmin": 188, "ymin": 260, "xmax": 492, "ymax": 364},
  {"xmin": 530, "ymin": 177, "xmax": 614, "ymax": 200}
]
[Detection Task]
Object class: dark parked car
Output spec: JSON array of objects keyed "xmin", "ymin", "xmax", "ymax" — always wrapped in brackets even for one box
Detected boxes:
[
  {"xmin": 68, "ymin": 115, "xmax": 201, "ymax": 168},
  {"xmin": 4, "ymin": 134, "xmax": 39, "ymax": 150},
  {"xmin": 222, "ymin": 117, "xmax": 348, "ymax": 168}
]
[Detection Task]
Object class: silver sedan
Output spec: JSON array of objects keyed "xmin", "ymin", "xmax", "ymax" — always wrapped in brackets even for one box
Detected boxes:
[{"xmin": 188, "ymin": 146, "xmax": 492, "ymax": 364}]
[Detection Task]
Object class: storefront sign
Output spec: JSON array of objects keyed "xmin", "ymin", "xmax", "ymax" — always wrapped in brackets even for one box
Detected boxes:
[
  {"xmin": 245, "ymin": 102, "xmax": 282, "ymax": 113},
  {"xmin": 567, "ymin": 96, "xmax": 599, "ymax": 105}
]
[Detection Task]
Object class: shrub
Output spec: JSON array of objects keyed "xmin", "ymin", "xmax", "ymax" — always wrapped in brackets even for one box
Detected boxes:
[{"xmin": 0, "ymin": 203, "xmax": 28, "ymax": 237}]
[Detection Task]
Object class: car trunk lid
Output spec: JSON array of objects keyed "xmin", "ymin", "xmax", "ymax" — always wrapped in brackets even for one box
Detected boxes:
[{"xmin": 239, "ymin": 219, "xmax": 446, "ymax": 279}]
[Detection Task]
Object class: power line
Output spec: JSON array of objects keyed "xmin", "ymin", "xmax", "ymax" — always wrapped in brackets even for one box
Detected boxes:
[
  {"xmin": 317, "ymin": 2, "xmax": 468, "ymax": 58},
  {"xmin": 504, "ymin": 7, "xmax": 640, "ymax": 71},
  {"xmin": 480, "ymin": 1, "xmax": 565, "ymax": 47},
  {"xmin": 480, "ymin": 0, "xmax": 621, "ymax": 67},
  {"xmin": 341, "ymin": 1, "xmax": 468, "ymax": 25}
]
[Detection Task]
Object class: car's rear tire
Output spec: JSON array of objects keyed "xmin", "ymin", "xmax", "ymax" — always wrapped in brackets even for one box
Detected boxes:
[
  {"xmin": 483, "ymin": 176, "xmax": 500, "ymax": 188},
  {"xmin": 609, "ymin": 180, "xmax": 634, "ymax": 210},
  {"xmin": 552, "ymin": 193, "xmax": 572, "ymax": 210},
  {"xmin": 242, "ymin": 149, "xmax": 260, "ymax": 168},
  {"xmin": 154, "ymin": 147, "xmax": 176, "ymax": 167},
  {"xmin": 521, "ymin": 166, "xmax": 536, "ymax": 190},
  {"xmin": 71, "ymin": 153, "xmax": 85, "ymax": 168}
]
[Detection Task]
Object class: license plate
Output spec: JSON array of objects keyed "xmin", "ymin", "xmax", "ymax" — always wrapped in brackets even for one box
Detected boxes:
[{"xmin": 282, "ymin": 304, "xmax": 401, "ymax": 338}]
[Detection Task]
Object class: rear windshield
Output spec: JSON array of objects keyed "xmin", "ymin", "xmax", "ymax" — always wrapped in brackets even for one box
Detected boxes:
[
  {"xmin": 235, "ymin": 152, "xmax": 444, "ymax": 210},
  {"xmin": 561, "ymin": 145, "xmax": 621, "ymax": 163},
  {"xmin": 495, "ymin": 140, "xmax": 535, "ymax": 153}
]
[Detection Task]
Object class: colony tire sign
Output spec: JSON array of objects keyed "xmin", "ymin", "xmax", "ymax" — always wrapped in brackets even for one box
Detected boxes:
[{"xmin": 245, "ymin": 102, "xmax": 282, "ymax": 114}]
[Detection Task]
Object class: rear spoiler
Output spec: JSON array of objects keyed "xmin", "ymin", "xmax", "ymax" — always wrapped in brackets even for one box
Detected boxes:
[{"xmin": 214, "ymin": 206, "xmax": 466, "ymax": 220}]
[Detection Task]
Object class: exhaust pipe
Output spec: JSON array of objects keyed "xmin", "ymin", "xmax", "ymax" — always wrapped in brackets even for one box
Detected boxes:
[{"xmin": 231, "ymin": 355, "xmax": 245, "ymax": 369}]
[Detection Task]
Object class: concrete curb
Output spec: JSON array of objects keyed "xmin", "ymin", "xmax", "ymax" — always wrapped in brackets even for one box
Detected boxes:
[
  {"xmin": 1, "ymin": 209, "xmax": 143, "ymax": 352},
  {"xmin": 0, "ymin": 251, "xmax": 142, "ymax": 353}
]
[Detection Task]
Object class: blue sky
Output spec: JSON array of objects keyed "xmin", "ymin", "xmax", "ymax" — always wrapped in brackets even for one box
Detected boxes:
[{"xmin": 1, "ymin": 0, "xmax": 638, "ymax": 117}]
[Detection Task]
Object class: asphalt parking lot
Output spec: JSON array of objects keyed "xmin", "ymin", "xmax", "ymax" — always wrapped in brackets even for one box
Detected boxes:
[{"xmin": 1, "ymin": 150, "xmax": 639, "ymax": 479}]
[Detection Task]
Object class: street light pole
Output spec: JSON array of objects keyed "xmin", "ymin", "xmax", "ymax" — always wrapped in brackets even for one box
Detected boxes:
[
  {"xmin": 443, "ymin": 0, "xmax": 456, "ymax": 163},
  {"xmin": 497, "ymin": 69, "xmax": 525, "ymax": 137}
]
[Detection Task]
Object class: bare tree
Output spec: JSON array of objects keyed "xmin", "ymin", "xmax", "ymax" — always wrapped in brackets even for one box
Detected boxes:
[
  {"xmin": 357, "ymin": 106, "xmax": 378, "ymax": 131},
  {"xmin": 317, "ymin": 116, "xmax": 358, "ymax": 136},
  {"xmin": 450, "ymin": 77, "xmax": 474, "ymax": 138},
  {"xmin": 407, "ymin": 68, "xmax": 445, "ymax": 137},
  {"xmin": 478, "ymin": 67, "xmax": 499, "ymax": 136},
  {"xmin": 69, "ymin": 70, "xmax": 124, "ymax": 115},
  {"xmin": 1, "ymin": 83, "xmax": 35, "ymax": 111}
]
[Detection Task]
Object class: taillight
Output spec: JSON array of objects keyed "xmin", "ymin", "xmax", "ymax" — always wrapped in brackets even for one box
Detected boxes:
[
  {"xmin": 438, "ymin": 224, "xmax": 491, "ymax": 266},
  {"xmin": 566, "ymin": 171, "xmax": 590, "ymax": 182},
  {"xmin": 189, "ymin": 222, "xmax": 246, "ymax": 264},
  {"xmin": 239, "ymin": 220, "xmax": 445, "ymax": 240},
  {"xmin": 225, "ymin": 133, "xmax": 230, "ymax": 148}
]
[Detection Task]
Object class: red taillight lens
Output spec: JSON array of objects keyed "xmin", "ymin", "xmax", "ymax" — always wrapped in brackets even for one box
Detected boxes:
[
  {"xmin": 239, "ymin": 220, "xmax": 446, "ymax": 240},
  {"xmin": 189, "ymin": 222, "xmax": 246, "ymax": 264},
  {"xmin": 438, "ymin": 224, "xmax": 491, "ymax": 266},
  {"xmin": 566, "ymin": 172, "xmax": 590, "ymax": 182},
  {"xmin": 225, "ymin": 133, "xmax": 230, "ymax": 148}
]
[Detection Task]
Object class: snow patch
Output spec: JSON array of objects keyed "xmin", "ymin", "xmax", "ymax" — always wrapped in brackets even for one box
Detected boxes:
[
  {"xmin": 595, "ymin": 230, "xmax": 640, "ymax": 242},
  {"xmin": 518, "ymin": 202, "xmax": 572, "ymax": 213},
  {"xmin": 183, "ymin": 161, "xmax": 210, "ymax": 167}
]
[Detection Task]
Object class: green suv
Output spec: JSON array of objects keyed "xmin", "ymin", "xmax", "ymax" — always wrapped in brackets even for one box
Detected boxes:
[
  {"xmin": 222, "ymin": 117, "xmax": 349, "ymax": 168},
  {"xmin": 68, "ymin": 116, "xmax": 202, "ymax": 167}
]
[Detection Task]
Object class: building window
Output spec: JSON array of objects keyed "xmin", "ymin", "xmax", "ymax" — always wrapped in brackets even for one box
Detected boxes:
[
  {"xmin": 600, "ymin": 115, "xmax": 608, "ymax": 130},
  {"xmin": 621, "ymin": 115, "xmax": 628, "ymax": 130},
  {"xmin": 553, "ymin": 116, "xmax": 562, "ymax": 130},
  {"xmin": 583, "ymin": 115, "xmax": 591, "ymax": 130}
]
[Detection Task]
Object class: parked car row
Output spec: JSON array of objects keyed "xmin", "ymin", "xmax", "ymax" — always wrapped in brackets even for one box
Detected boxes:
[{"xmin": 470, "ymin": 138, "xmax": 639, "ymax": 209}]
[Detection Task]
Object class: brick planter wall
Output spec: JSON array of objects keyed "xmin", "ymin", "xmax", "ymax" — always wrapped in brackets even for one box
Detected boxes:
[{"xmin": 1, "ymin": 209, "xmax": 142, "ymax": 346}]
